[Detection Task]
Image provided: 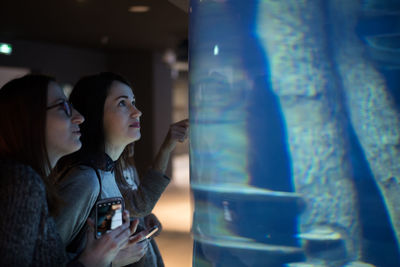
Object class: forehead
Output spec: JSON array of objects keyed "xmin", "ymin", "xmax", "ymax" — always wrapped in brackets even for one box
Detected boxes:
[
  {"xmin": 108, "ymin": 81, "xmax": 134, "ymax": 98},
  {"xmin": 47, "ymin": 82, "xmax": 65, "ymax": 102}
]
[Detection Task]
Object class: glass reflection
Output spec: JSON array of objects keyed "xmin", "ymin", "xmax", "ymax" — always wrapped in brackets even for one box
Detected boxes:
[{"xmin": 189, "ymin": 0, "xmax": 400, "ymax": 266}]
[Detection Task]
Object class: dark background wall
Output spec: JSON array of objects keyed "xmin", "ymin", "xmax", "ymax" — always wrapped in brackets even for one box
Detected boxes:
[{"xmin": 0, "ymin": 39, "xmax": 107, "ymax": 83}]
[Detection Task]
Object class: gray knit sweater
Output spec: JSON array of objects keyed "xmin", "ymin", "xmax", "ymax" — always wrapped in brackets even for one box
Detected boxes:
[
  {"xmin": 55, "ymin": 163, "xmax": 170, "ymax": 259},
  {"xmin": 0, "ymin": 159, "xmax": 67, "ymax": 267}
]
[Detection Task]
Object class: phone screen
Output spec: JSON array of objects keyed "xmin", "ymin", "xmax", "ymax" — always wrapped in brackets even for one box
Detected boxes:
[
  {"xmin": 96, "ymin": 198, "xmax": 123, "ymax": 238},
  {"xmin": 145, "ymin": 226, "xmax": 159, "ymax": 239}
]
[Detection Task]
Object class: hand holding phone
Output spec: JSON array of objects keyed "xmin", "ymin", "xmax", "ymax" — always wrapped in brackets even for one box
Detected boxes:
[{"xmin": 95, "ymin": 197, "xmax": 124, "ymax": 239}]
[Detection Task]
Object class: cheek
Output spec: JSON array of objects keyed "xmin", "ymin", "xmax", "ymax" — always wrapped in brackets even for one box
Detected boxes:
[
  {"xmin": 104, "ymin": 114, "xmax": 126, "ymax": 137},
  {"xmin": 46, "ymin": 123, "xmax": 65, "ymax": 150},
  {"xmin": 104, "ymin": 118, "xmax": 119, "ymax": 142}
]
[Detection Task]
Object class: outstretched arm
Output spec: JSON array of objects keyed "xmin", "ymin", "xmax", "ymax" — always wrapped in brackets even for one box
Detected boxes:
[
  {"xmin": 152, "ymin": 119, "xmax": 189, "ymax": 174},
  {"xmin": 119, "ymin": 119, "xmax": 189, "ymax": 217},
  {"xmin": 120, "ymin": 168, "xmax": 170, "ymax": 217}
]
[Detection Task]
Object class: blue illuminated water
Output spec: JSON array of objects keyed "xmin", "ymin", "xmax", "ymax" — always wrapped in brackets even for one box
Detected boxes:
[{"xmin": 189, "ymin": 0, "xmax": 400, "ymax": 266}]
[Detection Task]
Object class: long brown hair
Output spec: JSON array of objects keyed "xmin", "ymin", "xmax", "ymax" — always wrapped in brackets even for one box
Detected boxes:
[
  {"xmin": 0, "ymin": 74, "xmax": 61, "ymax": 215},
  {"xmin": 56, "ymin": 72, "xmax": 132, "ymax": 188}
]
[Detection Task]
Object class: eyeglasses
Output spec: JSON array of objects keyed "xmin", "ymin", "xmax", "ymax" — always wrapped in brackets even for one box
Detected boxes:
[{"xmin": 47, "ymin": 99, "xmax": 73, "ymax": 118}]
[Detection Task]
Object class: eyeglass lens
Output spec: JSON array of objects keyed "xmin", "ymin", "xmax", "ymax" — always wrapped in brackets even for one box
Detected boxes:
[{"xmin": 63, "ymin": 101, "xmax": 72, "ymax": 117}]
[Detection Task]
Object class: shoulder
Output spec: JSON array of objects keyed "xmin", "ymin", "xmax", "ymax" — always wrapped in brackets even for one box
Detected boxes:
[
  {"xmin": 56, "ymin": 165, "xmax": 101, "ymax": 192},
  {"xmin": 0, "ymin": 159, "xmax": 45, "ymax": 193},
  {"xmin": 0, "ymin": 160, "xmax": 46, "ymax": 209}
]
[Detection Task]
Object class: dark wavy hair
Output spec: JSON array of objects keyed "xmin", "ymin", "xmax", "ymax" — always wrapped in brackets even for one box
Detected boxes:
[
  {"xmin": 0, "ymin": 74, "xmax": 61, "ymax": 214},
  {"xmin": 56, "ymin": 72, "xmax": 132, "ymax": 187}
]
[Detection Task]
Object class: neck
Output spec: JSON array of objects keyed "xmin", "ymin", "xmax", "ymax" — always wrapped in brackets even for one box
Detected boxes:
[
  {"xmin": 105, "ymin": 143, "xmax": 125, "ymax": 161},
  {"xmin": 47, "ymin": 155, "xmax": 59, "ymax": 175}
]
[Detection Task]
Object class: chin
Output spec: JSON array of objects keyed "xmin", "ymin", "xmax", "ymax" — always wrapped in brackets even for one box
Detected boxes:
[
  {"xmin": 128, "ymin": 133, "xmax": 141, "ymax": 142},
  {"xmin": 70, "ymin": 141, "xmax": 82, "ymax": 153}
]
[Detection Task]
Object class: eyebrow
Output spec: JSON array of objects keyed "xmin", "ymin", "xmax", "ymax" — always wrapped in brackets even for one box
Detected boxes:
[{"xmin": 114, "ymin": 95, "xmax": 135, "ymax": 101}]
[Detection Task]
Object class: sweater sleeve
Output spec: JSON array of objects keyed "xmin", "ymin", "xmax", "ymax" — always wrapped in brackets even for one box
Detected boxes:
[
  {"xmin": 119, "ymin": 168, "xmax": 170, "ymax": 217},
  {"xmin": 55, "ymin": 166, "xmax": 100, "ymax": 246},
  {"xmin": 0, "ymin": 164, "xmax": 47, "ymax": 266}
]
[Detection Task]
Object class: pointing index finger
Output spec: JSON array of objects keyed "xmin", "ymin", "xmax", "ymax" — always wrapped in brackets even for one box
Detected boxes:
[{"xmin": 178, "ymin": 118, "xmax": 189, "ymax": 127}]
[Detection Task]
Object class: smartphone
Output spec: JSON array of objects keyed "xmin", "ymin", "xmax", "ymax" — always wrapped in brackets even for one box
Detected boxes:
[
  {"xmin": 95, "ymin": 197, "xmax": 124, "ymax": 239},
  {"xmin": 144, "ymin": 225, "xmax": 159, "ymax": 239},
  {"xmin": 138, "ymin": 225, "xmax": 159, "ymax": 242}
]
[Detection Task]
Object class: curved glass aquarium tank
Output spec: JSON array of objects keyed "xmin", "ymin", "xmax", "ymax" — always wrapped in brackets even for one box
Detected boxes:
[{"xmin": 188, "ymin": 0, "xmax": 400, "ymax": 266}]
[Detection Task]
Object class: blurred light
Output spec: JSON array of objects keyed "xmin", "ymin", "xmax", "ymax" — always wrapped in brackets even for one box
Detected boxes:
[
  {"xmin": 62, "ymin": 84, "xmax": 73, "ymax": 98},
  {"xmin": 172, "ymin": 61, "xmax": 189, "ymax": 71},
  {"xmin": 101, "ymin": 36, "xmax": 109, "ymax": 45},
  {"xmin": 163, "ymin": 49, "xmax": 177, "ymax": 65},
  {"xmin": 128, "ymin": 6, "xmax": 150, "ymax": 13},
  {"xmin": 0, "ymin": 43, "xmax": 12, "ymax": 55},
  {"xmin": 213, "ymin": 45, "xmax": 219, "ymax": 55}
]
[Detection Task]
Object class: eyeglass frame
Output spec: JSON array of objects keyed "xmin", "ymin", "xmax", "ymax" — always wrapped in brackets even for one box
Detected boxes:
[{"xmin": 46, "ymin": 99, "xmax": 73, "ymax": 118}]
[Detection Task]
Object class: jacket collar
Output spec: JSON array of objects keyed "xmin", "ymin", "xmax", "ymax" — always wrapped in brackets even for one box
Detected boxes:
[{"xmin": 81, "ymin": 153, "xmax": 116, "ymax": 172}]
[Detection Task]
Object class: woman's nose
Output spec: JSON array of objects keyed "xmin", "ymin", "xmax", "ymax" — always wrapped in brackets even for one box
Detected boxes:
[
  {"xmin": 71, "ymin": 108, "xmax": 85, "ymax": 124},
  {"xmin": 131, "ymin": 106, "xmax": 142, "ymax": 118}
]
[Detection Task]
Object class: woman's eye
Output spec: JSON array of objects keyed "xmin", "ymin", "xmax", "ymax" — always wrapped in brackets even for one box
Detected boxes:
[
  {"xmin": 132, "ymin": 100, "xmax": 136, "ymax": 106},
  {"xmin": 118, "ymin": 100, "xmax": 126, "ymax": 107}
]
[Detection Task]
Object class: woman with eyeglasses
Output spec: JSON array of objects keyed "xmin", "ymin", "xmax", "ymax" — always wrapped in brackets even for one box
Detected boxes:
[
  {"xmin": 54, "ymin": 72, "xmax": 189, "ymax": 266},
  {"xmin": 0, "ymin": 74, "xmax": 143, "ymax": 267}
]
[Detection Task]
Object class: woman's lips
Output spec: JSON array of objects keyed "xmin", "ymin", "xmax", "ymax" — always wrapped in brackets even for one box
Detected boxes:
[{"xmin": 130, "ymin": 122, "xmax": 140, "ymax": 128}]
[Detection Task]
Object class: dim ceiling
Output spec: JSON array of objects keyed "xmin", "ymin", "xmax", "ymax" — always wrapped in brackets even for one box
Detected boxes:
[{"xmin": 0, "ymin": 0, "xmax": 188, "ymax": 52}]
